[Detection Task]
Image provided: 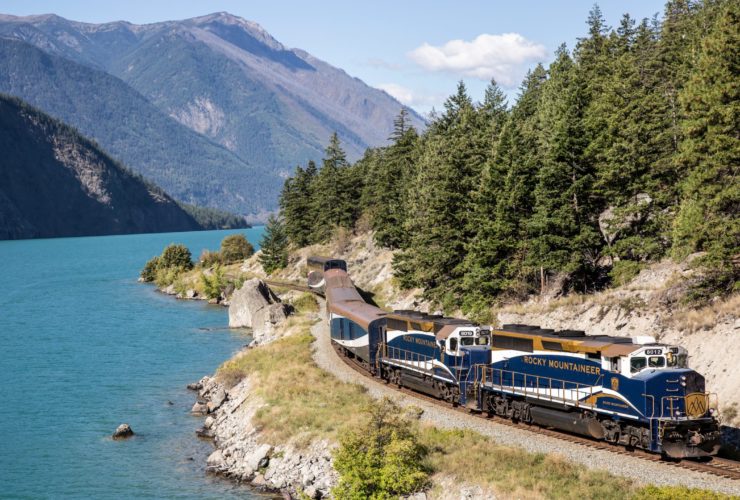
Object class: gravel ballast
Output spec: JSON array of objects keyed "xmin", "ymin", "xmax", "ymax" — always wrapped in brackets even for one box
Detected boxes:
[{"xmin": 310, "ymin": 302, "xmax": 740, "ymax": 496}]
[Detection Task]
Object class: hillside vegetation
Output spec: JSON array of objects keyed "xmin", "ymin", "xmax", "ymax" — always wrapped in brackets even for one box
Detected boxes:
[
  {"xmin": 0, "ymin": 94, "xmax": 203, "ymax": 239},
  {"xmin": 279, "ymin": 0, "xmax": 738, "ymax": 316}
]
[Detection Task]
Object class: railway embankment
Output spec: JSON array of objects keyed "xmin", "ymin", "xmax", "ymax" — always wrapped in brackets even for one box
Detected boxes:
[{"xmin": 186, "ymin": 277, "xmax": 740, "ymax": 498}]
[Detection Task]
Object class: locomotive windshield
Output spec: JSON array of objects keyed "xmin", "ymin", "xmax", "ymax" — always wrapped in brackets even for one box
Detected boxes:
[{"xmin": 629, "ymin": 345, "xmax": 689, "ymax": 374}]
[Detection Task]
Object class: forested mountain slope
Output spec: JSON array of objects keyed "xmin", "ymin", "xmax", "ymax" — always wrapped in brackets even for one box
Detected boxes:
[
  {"xmin": 278, "ymin": 0, "xmax": 738, "ymax": 313},
  {"xmin": 0, "ymin": 38, "xmax": 276, "ymax": 215},
  {"xmin": 0, "ymin": 12, "xmax": 425, "ymax": 187},
  {"xmin": 0, "ymin": 95, "xmax": 202, "ymax": 239}
]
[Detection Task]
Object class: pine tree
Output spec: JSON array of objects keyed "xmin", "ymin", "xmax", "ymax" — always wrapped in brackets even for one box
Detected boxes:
[
  {"xmin": 484, "ymin": 65, "xmax": 547, "ymax": 298},
  {"xmin": 673, "ymin": 0, "xmax": 739, "ymax": 295},
  {"xmin": 280, "ymin": 161, "xmax": 318, "ymax": 246},
  {"xmin": 313, "ymin": 133, "xmax": 356, "ymax": 241},
  {"xmin": 526, "ymin": 46, "xmax": 601, "ymax": 293},
  {"xmin": 259, "ymin": 215, "xmax": 289, "ymax": 274},
  {"xmin": 395, "ymin": 82, "xmax": 489, "ymax": 306},
  {"xmin": 369, "ymin": 109, "xmax": 419, "ymax": 248}
]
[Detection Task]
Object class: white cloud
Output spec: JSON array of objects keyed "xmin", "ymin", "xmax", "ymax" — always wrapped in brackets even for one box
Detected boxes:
[
  {"xmin": 408, "ymin": 33, "xmax": 547, "ymax": 87},
  {"xmin": 376, "ymin": 83, "xmax": 444, "ymax": 109}
]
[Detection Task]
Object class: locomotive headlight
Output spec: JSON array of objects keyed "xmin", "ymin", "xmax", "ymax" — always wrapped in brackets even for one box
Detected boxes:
[
  {"xmin": 680, "ymin": 381, "xmax": 687, "ymax": 387},
  {"xmin": 680, "ymin": 375, "xmax": 687, "ymax": 381}
]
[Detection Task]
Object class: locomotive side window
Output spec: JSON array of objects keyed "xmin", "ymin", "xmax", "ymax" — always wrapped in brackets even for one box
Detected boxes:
[
  {"xmin": 630, "ymin": 357, "xmax": 646, "ymax": 373},
  {"xmin": 648, "ymin": 356, "xmax": 665, "ymax": 368},
  {"xmin": 449, "ymin": 338, "xmax": 458, "ymax": 352},
  {"xmin": 460, "ymin": 337, "xmax": 474, "ymax": 346}
]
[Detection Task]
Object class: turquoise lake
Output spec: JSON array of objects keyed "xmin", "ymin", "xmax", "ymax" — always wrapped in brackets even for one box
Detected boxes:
[{"xmin": 0, "ymin": 229, "xmax": 269, "ymax": 499}]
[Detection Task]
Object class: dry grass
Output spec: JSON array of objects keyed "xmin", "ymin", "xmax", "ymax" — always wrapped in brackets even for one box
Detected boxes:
[
  {"xmin": 420, "ymin": 426, "xmax": 635, "ymax": 500},
  {"xmin": 290, "ymin": 292, "xmax": 320, "ymax": 313},
  {"xmin": 500, "ymin": 293, "xmax": 592, "ymax": 316},
  {"xmin": 668, "ymin": 294, "xmax": 740, "ymax": 333},
  {"xmin": 216, "ymin": 317, "xmax": 371, "ymax": 446}
]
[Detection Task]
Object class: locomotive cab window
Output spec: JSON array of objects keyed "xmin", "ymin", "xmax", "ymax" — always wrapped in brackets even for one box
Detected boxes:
[
  {"xmin": 460, "ymin": 337, "xmax": 474, "ymax": 346},
  {"xmin": 448, "ymin": 338, "xmax": 458, "ymax": 352},
  {"xmin": 476, "ymin": 335, "xmax": 489, "ymax": 346},
  {"xmin": 648, "ymin": 356, "xmax": 665, "ymax": 368},
  {"xmin": 630, "ymin": 356, "xmax": 646, "ymax": 373}
]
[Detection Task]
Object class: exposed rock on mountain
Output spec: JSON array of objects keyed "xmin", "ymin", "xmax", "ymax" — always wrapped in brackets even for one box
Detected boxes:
[
  {"xmin": 0, "ymin": 38, "xmax": 275, "ymax": 214},
  {"xmin": 0, "ymin": 94, "xmax": 202, "ymax": 239},
  {"xmin": 0, "ymin": 12, "xmax": 426, "ymax": 213}
]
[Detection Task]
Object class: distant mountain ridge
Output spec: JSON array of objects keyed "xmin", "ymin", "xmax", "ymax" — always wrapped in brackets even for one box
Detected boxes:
[
  {"xmin": 0, "ymin": 12, "xmax": 425, "ymax": 214},
  {"xmin": 0, "ymin": 38, "xmax": 278, "ymax": 215},
  {"xmin": 0, "ymin": 94, "xmax": 202, "ymax": 240}
]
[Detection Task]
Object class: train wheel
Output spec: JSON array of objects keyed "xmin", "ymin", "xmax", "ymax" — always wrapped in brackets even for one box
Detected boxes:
[{"xmin": 392, "ymin": 369, "xmax": 402, "ymax": 388}]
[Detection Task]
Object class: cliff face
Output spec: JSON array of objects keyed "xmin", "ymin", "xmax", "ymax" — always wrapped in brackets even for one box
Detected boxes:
[{"xmin": 0, "ymin": 95, "xmax": 201, "ymax": 240}]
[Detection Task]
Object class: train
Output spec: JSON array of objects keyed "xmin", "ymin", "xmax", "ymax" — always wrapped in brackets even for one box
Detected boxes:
[{"xmin": 309, "ymin": 256, "xmax": 722, "ymax": 459}]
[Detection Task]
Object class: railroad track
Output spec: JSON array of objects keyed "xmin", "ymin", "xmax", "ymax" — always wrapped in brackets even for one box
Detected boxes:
[
  {"xmin": 264, "ymin": 279, "xmax": 322, "ymax": 296},
  {"xmin": 331, "ymin": 342, "xmax": 740, "ymax": 481}
]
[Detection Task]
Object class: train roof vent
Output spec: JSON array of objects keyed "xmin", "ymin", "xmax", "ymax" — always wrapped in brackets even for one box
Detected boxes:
[
  {"xmin": 557, "ymin": 329, "xmax": 586, "ymax": 337},
  {"xmin": 502, "ymin": 324, "xmax": 540, "ymax": 332}
]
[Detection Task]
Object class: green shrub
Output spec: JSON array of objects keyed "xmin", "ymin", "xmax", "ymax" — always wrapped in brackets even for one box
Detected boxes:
[
  {"xmin": 200, "ymin": 265, "xmax": 226, "ymax": 300},
  {"xmin": 332, "ymin": 398, "xmax": 428, "ymax": 499},
  {"xmin": 632, "ymin": 485, "xmax": 734, "ymax": 500},
  {"xmin": 154, "ymin": 265, "xmax": 187, "ymax": 288},
  {"xmin": 220, "ymin": 234, "xmax": 254, "ymax": 264},
  {"xmin": 292, "ymin": 293, "xmax": 319, "ymax": 313},
  {"xmin": 159, "ymin": 243, "xmax": 193, "ymax": 270},
  {"xmin": 609, "ymin": 260, "xmax": 643, "ymax": 287},
  {"xmin": 140, "ymin": 256, "xmax": 160, "ymax": 282},
  {"xmin": 198, "ymin": 249, "xmax": 222, "ymax": 268}
]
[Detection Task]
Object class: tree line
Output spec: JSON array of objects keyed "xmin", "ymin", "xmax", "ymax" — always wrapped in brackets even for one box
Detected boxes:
[{"xmin": 278, "ymin": 0, "xmax": 738, "ymax": 316}]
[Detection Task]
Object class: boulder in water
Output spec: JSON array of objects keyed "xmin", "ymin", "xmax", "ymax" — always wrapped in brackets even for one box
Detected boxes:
[{"xmin": 112, "ymin": 423, "xmax": 134, "ymax": 440}]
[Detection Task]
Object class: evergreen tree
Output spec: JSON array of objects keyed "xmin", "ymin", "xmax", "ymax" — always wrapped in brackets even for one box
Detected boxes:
[
  {"xmin": 313, "ymin": 133, "xmax": 357, "ymax": 240},
  {"xmin": 526, "ymin": 46, "xmax": 601, "ymax": 293},
  {"xmin": 368, "ymin": 109, "xmax": 419, "ymax": 248},
  {"xmin": 259, "ymin": 215, "xmax": 289, "ymax": 274},
  {"xmin": 673, "ymin": 0, "xmax": 739, "ymax": 294},
  {"xmin": 463, "ymin": 67, "xmax": 546, "ymax": 304},
  {"xmin": 397, "ymin": 81, "xmax": 507, "ymax": 306},
  {"xmin": 279, "ymin": 162, "xmax": 318, "ymax": 247}
]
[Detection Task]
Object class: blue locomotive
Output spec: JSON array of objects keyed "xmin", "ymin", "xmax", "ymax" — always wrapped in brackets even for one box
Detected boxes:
[{"xmin": 312, "ymin": 257, "xmax": 721, "ymax": 459}]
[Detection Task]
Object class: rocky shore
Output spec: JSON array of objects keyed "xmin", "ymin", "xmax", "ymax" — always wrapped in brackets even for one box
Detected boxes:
[
  {"xmin": 182, "ymin": 277, "xmax": 335, "ymax": 498},
  {"xmin": 189, "ymin": 374, "xmax": 336, "ymax": 498}
]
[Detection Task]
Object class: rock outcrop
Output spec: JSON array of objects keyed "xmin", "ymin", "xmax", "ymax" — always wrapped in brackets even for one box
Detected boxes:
[
  {"xmin": 192, "ymin": 375, "xmax": 336, "ymax": 498},
  {"xmin": 228, "ymin": 279, "xmax": 292, "ymax": 343}
]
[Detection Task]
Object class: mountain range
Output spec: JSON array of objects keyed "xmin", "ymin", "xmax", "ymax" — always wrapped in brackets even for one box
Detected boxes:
[
  {"xmin": 0, "ymin": 94, "xmax": 203, "ymax": 239},
  {"xmin": 0, "ymin": 12, "xmax": 425, "ymax": 216}
]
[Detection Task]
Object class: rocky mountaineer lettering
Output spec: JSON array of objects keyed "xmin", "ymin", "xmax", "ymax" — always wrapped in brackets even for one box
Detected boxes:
[
  {"xmin": 403, "ymin": 335, "xmax": 437, "ymax": 349},
  {"xmin": 548, "ymin": 359, "xmax": 601, "ymax": 376}
]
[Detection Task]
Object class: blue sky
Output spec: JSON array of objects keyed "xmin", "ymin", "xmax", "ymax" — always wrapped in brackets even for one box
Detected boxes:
[{"xmin": 0, "ymin": 0, "xmax": 668, "ymax": 114}]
